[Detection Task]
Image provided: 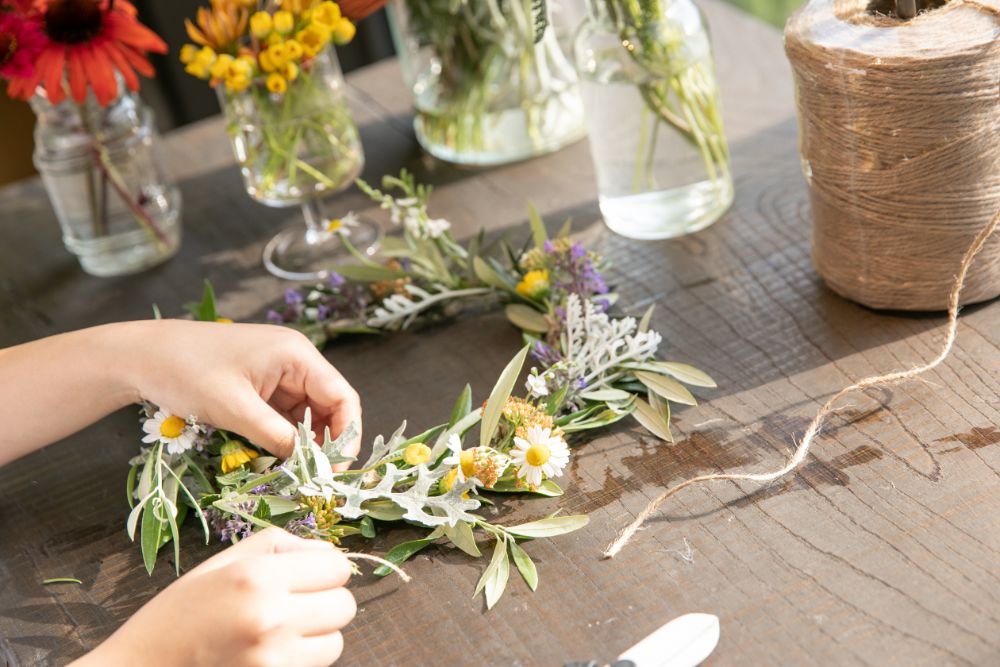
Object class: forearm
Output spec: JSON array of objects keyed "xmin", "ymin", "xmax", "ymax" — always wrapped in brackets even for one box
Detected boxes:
[{"xmin": 0, "ymin": 321, "xmax": 147, "ymax": 465}]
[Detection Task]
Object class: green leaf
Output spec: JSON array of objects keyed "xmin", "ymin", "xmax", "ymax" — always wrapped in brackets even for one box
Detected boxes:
[
  {"xmin": 545, "ymin": 384, "xmax": 570, "ymax": 416},
  {"xmin": 635, "ymin": 371, "xmax": 698, "ymax": 406},
  {"xmin": 654, "ymin": 362, "xmax": 718, "ymax": 388},
  {"xmin": 480, "ymin": 346, "xmax": 531, "ymax": 447},
  {"xmin": 509, "ymin": 540, "xmax": 538, "ymax": 591},
  {"xmin": 329, "ymin": 264, "xmax": 408, "ymax": 282},
  {"xmin": 578, "ymin": 388, "xmax": 633, "ymax": 402},
  {"xmin": 557, "ymin": 218, "xmax": 573, "ymax": 238},
  {"xmin": 363, "ymin": 501, "xmax": 407, "ymax": 522},
  {"xmin": 506, "ymin": 515, "xmax": 589, "ymax": 539},
  {"xmin": 360, "ymin": 516, "xmax": 376, "ymax": 539},
  {"xmin": 151, "ymin": 303, "xmax": 162, "ymax": 320},
  {"xmin": 140, "ymin": 495, "xmax": 166, "ymax": 575},
  {"xmin": 504, "ymin": 303, "xmax": 549, "ymax": 333},
  {"xmin": 444, "ymin": 521, "xmax": 481, "ymax": 557},
  {"xmin": 374, "ymin": 535, "xmax": 438, "ymax": 577},
  {"xmin": 638, "ymin": 304, "xmax": 655, "ymax": 333},
  {"xmin": 126, "ymin": 463, "xmax": 139, "ymax": 509},
  {"xmin": 632, "ymin": 397, "xmax": 674, "ymax": 442},
  {"xmin": 527, "ymin": 202, "xmax": 547, "ymax": 247},
  {"xmin": 260, "ymin": 496, "xmax": 299, "ymax": 516},
  {"xmin": 184, "ymin": 280, "xmax": 218, "ymax": 322},
  {"xmin": 448, "ymin": 384, "xmax": 473, "ymax": 429},
  {"xmin": 485, "ymin": 542, "xmax": 510, "ymax": 609},
  {"xmin": 473, "ymin": 256, "xmax": 511, "ymax": 291},
  {"xmin": 253, "ymin": 498, "xmax": 272, "ymax": 522},
  {"xmin": 489, "ymin": 478, "xmax": 564, "ymax": 497}
]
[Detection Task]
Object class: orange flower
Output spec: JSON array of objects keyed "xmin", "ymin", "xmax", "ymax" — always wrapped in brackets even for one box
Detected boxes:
[
  {"xmin": 184, "ymin": 0, "xmax": 249, "ymax": 53},
  {"xmin": 6, "ymin": 0, "xmax": 167, "ymax": 106}
]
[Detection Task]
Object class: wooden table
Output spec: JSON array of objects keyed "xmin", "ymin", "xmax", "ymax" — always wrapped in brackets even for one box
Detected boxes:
[{"xmin": 2, "ymin": 2, "xmax": 999, "ymax": 665}]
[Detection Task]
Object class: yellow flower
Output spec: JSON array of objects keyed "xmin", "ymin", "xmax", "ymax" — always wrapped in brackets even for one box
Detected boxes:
[
  {"xmin": 515, "ymin": 269, "xmax": 550, "ymax": 299},
  {"xmin": 297, "ymin": 24, "xmax": 330, "ymax": 57},
  {"xmin": 273, "ymin": 9, "xmax": 295, "ymax": 34},
  {"xmin": 160, "ymin": 416, "xmax": 186, "ymax": 439},
  {"xmin": 266, "ymin": 72, "xmax": 288, "ymax": 94},
  {"xmin": 281, "ymin": 0, "xmax": 320, "ymax": 14},
  {"xmin": 214, "ymin": 317, "xmax": 234, "ymax": 324},
  {"xmin": 266, "ymin": 43, "xmax": 288, "ymax": 67},
  {"xmin": 331, "ymin": 18, "xmax": 355, "ymax": 45},
  {"xmin": 403, "ymin": 442, "xmax": 432, "ymax": 466},
  {"xmin": 185, "ymin": 1, "xmax": 250, "ymax": 53},
  {"xmin": 258, "ymin": 49, "xmax": 277, "ymax": 72},
  {"xmin": 220, "ymin": 441, "xmax": 260, "ymax": 474},
  {"xmin": 501, "ymin": 396, "xmax": 557, "ymax": 440},
  {"xmin": 179, "ymin": 43, "xmax": 199, "ymax": 65},
  {"xmin": 284, "ymin": 38, "xmax": 304, "ymax": 61},
  {"xmin": 282, "ymin": 61, "xmax": 299, "ymax": 81},
  {"xmin": 249, "ymin": 10, "xmax": 273, "ymax": 39},
  {"xmin": 309, "ymin": 1, "xmax": 341, "ymax": 28},
  {"xmin": 209, "ymin": 53, "xmax": 234, "ymax": 80},
  {"xmin": 225, "ymin": 56, "xmax": 254, "ymax": 92},
  {"xmin": 439, "ymin": 468, "xmax": 470, "ymax": 499},
  {"xmin": 184, "ymin": 46, "xmax": 217, "ymax": 79}
]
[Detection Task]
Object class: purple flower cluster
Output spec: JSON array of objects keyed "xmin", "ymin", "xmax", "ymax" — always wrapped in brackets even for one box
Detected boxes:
[
  {"xmin": 209, "ymin": 501, "xmax": 257, "ymax": 543},
  {"xmin": 531, "ymin": 340, "xmax": 562, "ymax": 368},
  {"xmin": 266, "ymin": 273, "xmax": 371, "ymax": 325},
  {"xmin": 284, "ymin": 513, "xmax": 318, "ymax": 538},
  {"xmin": 544, "ymin": 240, "xmax": 610, "ymax": 310}
]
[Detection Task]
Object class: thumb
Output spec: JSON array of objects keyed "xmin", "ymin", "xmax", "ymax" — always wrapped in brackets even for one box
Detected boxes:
[{"xmin": 227, "ymin": 391, "xmax": 298, "ymax": 458}]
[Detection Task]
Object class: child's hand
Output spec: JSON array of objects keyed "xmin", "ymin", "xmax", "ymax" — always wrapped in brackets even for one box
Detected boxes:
[
  {"xmin": 75, "ymin": 528, "xmax": 357, "ymax": 667},
  {"xmin": 121, "ymin": 319, "xmax": 362, "ymax": 461}
]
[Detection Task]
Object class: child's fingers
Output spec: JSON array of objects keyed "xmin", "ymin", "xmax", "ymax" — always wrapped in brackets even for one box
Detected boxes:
[
  {"xmin": 291, "ymin": 587, "xmax": 357, "ymax": 637},
  {"xmin": 270, "ymin": 549, "xmax": 353, "ymax": 593}
]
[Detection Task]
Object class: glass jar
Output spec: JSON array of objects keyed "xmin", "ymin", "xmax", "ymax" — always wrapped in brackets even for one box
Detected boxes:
[
  {"xmin": 388, "ymin": 0, "xmax": 586, "ymax": 166},
  {"xmin": 218, "ymin": 44, "xmax": 365, "ymax": 206},
  {"xmin": 31, "ymin": 88, "xmax": 182, "ymax": 277},
  {"xmin": 574, "ymin": 0, "xmax": 732, "ymax": 239}
]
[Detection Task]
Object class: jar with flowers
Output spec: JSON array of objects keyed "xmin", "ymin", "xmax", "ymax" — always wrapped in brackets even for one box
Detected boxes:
[{"xmin": 0, "ymin": 0, "xmax": 182, "ymax": 277}]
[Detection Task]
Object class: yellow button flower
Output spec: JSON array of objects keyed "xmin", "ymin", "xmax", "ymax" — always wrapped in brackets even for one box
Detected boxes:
[
  {"xmin": 266, "ymin": 72, "xmax": 288, "ymax": 94},
  {"xmin": 273, "ymin": 10, "xmax": 295, "ymax": 34},
  {"xmin": 258, "ymin": 49, "xmax": 277, "ymax": 73},
  {"xmin": 515, "ymin": 269, "xmax": 550, "ymax": 299},
  {"xmin": 209, "ymin": 53, "xmax": 234, "ymax": 81},
  {"xmin": 184, "ymin": 46, "xmax": 217, "ymax": 79},
  {"xmin": 297, "ymin": 24, "xmax": 330, "ymax": 57},
  {"xmin": 309, "ymin": 1, "xmax": 341, "ymax": 28},
  {"xmin": 403, "ymin": 442, "xmax": 432, "ymax": 466},
  {"xmin": 179, "ymin": 43, "xmax": 199, "ymax": 65},
  {"xmin": 249, "ymin": 11, "xmax": 273, "ymax": 39},
  {"xmin": 282, "ymin": 61, "xmax": 299, "ymax": 81},
  {"xmin": 284, "ymin": 39, "xmax": 304, "ymax": 61},
  {"xmin": 331, "ymin": 18, "xmax": 355, "ymax": 45},
  {"xmin": 214, "ymin": 317, "xmax": 234, "ymax": 324},
  {"xmin": 220, "ymin": 440, "xmax": 260, "ymax": 474},
  {"xmin": 266, "ymin": 43, "xmax": 288, "ymax": 67}
]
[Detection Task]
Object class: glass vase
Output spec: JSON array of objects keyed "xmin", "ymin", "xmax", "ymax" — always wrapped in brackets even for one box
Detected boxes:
[
  {"xmin": 388, "ymin": 0, "xmax": 586, "ymax": 166},
  {"xmin": 574, "ymin": 0, "xmax": 733, "ymax": 239},
  {"xmin": 30, "ymin": 88, "xmax": 182, "ymax": 277},
  {"xmin": 218, "ymin": 44, "xmax": 379, "ymax": 281}
]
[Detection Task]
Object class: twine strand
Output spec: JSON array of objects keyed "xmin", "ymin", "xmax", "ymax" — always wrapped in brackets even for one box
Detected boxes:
[
  {"xmin": 346, "ymin": 552, "xmax": 412, "ymax": 582},
  {"xmin": 603, "ymin": 210, "xmax": 999, "ymax": 559}
]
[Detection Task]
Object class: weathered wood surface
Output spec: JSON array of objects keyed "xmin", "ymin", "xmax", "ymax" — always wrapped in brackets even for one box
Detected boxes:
[{"xmin": 2, "ymin": 1, "xmax": 999, "ymax": 665}]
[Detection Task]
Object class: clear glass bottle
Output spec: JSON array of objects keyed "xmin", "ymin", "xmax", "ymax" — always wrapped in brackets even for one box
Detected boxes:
[
  {"xmin": 574, "ymin": 0, "xmax": 732, "ymax": 239},
  {"xmin": 388, "ymin": 0, "xmax": 586, "ymax": 166},
  {"xmin": 31, "ymin": 87, "xmax": 182, "ymax": 277},
  {"xmin": 218, "ymin": 45, "xmax": 379, "ymax": 280}
]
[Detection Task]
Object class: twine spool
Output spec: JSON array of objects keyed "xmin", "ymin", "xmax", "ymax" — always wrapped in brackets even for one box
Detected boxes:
[{"xmin": 784, "ymin": 0, "xmax": 1000, "ymax": 311}]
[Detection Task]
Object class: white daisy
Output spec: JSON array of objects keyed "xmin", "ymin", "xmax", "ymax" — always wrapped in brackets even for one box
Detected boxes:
[
  {"xmin": 324, "ymin": 211, "xmax": 360, "ymax": 237},
  {"xmin": 510, "ymin": 425, "xmax": 570, "ymax": 488},
  {"xmin": 525, "ymin": 371, "xmax": 549, "ymax": 398},
  {"xmin": 442, "ymin": 434, "xmax": 469, "ymax": 483},
  {"xmin": 142, "ymin": 410, "xmax": 198, "ymax": 455}
]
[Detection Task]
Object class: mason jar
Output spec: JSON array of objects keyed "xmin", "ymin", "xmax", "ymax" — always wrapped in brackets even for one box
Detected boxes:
[
  {"xmin": 31, "ymin": 88, "xmax": 182, "ymax": 277},
  {"xmin": 574, "ymin": 0, "xmax": 732, "ymax": 239}
]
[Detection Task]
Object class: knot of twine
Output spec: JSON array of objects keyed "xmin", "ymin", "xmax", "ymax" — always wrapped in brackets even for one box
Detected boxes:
[
  {"xmin": 604, "ymin": 209, "xmax": 998, "ymax": 558},
  {"xmin": 784, "ymin": 0, "xmax": 1000, "ymax": 310}
]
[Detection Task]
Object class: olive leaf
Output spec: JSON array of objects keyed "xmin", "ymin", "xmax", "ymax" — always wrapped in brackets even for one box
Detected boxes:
[
  {"xmin": 509, "ymin": 540, "xmax": 538, "ymax": 591},
  {"xmin": 448, "ymin": 384, "xmax": 473, "ymax": 428},
  {"xmin": 505, "ymin": 303, "xmax": 549, "ymax": 333},
  {"xmin": 527, "ymin": 202, "xmax": 547, "ymax": 247},
  {"xmin": 481, "ymin": 345, "xmax": 531, "ymax": 447},
  {"xmin": 632, "ymin": 397, "xmax": 674, "ymax": 443},
  {"xmin": 444, "ymin": 521, "xmax": 481, "ymax": 557},
  {"xmin": 635, "ymin": 371, "xmax": 698, "ymax": 406},
  {"xmin": 655, "ymin": 361, "xmax": 717, "ymax": 388},
  {"xmin": 506, "ymin": 515, "xmax": 589, "ymax": 539},
  {"xmin": 475, "ymin": 536, "xmax": 510, "ymax": 609}
]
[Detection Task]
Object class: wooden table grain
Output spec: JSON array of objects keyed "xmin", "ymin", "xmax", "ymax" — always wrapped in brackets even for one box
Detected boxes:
[{"xmin": 2, "ymin": 2, "xmax": 999, "ymax": 665}]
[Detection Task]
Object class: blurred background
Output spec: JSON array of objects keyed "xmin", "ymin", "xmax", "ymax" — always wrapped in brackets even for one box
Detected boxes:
[{"xmin": 0, "ymin": 0, "xmax": 802, "ymax": 187}]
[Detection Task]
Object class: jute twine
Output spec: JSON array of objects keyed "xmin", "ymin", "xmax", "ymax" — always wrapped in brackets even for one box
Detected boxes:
[
  {"xmin": 784, "ymin": 0, "xmax": 1000, "ymax": 311},
  {"xmin": 603, "ymin": 209, "xmax": 998, "ymax": 558}
]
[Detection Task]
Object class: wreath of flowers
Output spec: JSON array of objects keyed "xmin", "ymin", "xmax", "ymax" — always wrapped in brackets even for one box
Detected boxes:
[{"xmin": 129, "ymin": 171, "xmax": 716, "ymax": 608}]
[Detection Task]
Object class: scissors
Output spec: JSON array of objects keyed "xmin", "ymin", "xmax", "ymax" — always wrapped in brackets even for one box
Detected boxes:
[{"xmin": 564, "ymin": 613, "xmax": 720, "ymax": 667}]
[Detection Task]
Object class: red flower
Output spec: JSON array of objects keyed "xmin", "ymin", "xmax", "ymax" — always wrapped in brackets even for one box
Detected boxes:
[
  {"xmin": 6, "ymin": 0, "xmax": 167, "ymax": 106},
  {"xmin": 0, "ymin": 11, "xmax": 45, "ymax": 80}
]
